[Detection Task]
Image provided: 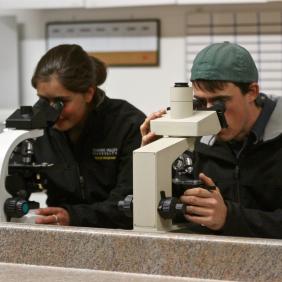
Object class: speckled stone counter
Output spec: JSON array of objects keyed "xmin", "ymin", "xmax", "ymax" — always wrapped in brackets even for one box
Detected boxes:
[
  {"xmin": 0, "ymin": 263, "xmax": 225, "ymax": 282},
  {"xmin": 0, "ymin": 223, "xmax": 281, "ymax": 281}
]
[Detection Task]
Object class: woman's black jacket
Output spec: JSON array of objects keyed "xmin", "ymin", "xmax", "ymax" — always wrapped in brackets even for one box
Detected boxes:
[{"xmin": 34, "ymin": 95, "xmax": 145, "ymax": 228}]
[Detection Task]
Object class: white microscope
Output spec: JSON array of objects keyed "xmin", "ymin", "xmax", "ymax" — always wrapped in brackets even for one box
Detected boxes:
[
  {"xmin": 119, "ymin": 82, "xmax": 226, "ymax": 232},
  {"xmin": 0, "ymin": 99, "xmax": 63, "ymax": 223}
]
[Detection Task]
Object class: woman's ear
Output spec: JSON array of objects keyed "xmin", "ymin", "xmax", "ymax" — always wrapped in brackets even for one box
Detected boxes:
[{"xmin": 85, "ymin": 86, "xmax": 95, "ymax": 103}]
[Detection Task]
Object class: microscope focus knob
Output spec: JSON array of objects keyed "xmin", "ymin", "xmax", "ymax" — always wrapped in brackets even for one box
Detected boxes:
[
  {"xmin": 158, "ymin": 191, "xmax": 185, "ymax": 219},
  {"xmin": 4, "ymin": 197, "xmax": 30, "ymax": 219}
]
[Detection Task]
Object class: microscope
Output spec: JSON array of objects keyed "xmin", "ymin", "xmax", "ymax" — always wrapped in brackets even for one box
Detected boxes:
[
  {"xmin": 119, "ymin": 82, "xmax": 226, "ymax": 232},
  {"xmin": 0, "ymin": 99, "xmax": 63, "ymax": 223}
]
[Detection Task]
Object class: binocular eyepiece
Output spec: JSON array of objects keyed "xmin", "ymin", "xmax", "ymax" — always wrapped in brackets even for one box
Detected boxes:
[{"xmin": 5, "ymin": 98, "xmax": 64, "ymax": 130}]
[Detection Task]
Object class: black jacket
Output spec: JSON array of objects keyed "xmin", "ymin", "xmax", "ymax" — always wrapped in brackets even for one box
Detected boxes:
[
  {"xmin": 193, "ymin": 95, "xmax": 282, "ymax": 239},
  {"xmin": 34, "ymin": 95, "xmax": 145, "ymax": 228}
]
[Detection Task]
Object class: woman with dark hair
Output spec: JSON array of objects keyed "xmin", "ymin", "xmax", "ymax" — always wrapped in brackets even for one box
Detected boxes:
[{"xmin": 32, "ymin": 44, "xmax": 145, "ymax": 228}]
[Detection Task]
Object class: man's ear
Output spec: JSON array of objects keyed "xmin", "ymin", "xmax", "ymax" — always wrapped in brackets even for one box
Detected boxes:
[
  {"xmin": 85, "ymin": 86, "xmax": 95, "ymax": 103},
  {"xmin": 246, "ymin": 82, "xmax": 260, "ymax": 104}
]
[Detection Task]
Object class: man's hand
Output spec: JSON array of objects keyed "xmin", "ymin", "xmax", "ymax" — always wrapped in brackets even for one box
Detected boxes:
[
  {"xmin": 35, "ymin": 207, "xmax": 70, "ymax": 226},
  {"xmin": 180, "ymin": 173, "xmax": 227, "ymax": 230},
  {"xmin": 140, "ymin": 109, "xmax": 166, "ymax": 146}
]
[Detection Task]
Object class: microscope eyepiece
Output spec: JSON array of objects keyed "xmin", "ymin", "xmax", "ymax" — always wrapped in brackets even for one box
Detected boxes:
[{"xmin": 6, "ymin": 98, "xmax": 64, "ymax": 129}]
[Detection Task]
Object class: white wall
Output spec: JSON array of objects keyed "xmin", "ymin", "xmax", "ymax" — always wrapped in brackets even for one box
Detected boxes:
[
  {"xmin": 0, "ymin": 16, "xmax": 19, "ymax": 121},
  {"xmin": 16, "ymin": 5, "xmax": 188, "ymax": 115},
  {"xmin": 1, "ymin": 2, "xmax": 282, "ymax": 115}
]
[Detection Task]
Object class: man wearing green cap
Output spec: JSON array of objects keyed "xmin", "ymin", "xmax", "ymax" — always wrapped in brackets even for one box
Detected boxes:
[{"xmin": 141, "ymin": 42, "xmax": 282, "ymax": 238}]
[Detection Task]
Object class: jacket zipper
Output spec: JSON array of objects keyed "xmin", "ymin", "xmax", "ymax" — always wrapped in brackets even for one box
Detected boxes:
[
  {"xmin": 79, "ymin": 175, "xmax": 86, "ymax": 200},
  {"xmin": 234, "ymin": 164, "xmax": 241, "ymax": 203},
  {"xmin": 233, "ymin": 141, "xmax": 246, "ymax": 205}
]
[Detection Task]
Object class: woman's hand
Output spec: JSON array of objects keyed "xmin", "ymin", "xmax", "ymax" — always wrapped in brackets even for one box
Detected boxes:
[
  {"xmin": 35, "ymin": 207, "xmax": 70, "ymax": 226},
  {"xmin": 140, "ymin": 109, "xmax": 166, "ymax": 146}
]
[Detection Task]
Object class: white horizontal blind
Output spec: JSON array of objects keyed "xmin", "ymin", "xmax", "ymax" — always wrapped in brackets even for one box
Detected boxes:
[{"xmin": 185, "ymin": 11, "xmax": 282, "ymax": 95}]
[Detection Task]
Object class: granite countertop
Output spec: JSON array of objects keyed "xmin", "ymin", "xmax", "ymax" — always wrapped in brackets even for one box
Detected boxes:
[
  {"xmin": 0, "ymin": 263, "xmax": 227, "ymax": 282},
  {"xmin": 0, "ymin": 222, "xmax": 281, "ymax": 281}
]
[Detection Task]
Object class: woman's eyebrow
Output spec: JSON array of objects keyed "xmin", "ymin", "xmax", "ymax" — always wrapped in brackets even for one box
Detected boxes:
[{"xmin": 36, "ymin": 94, "xmax": 70, "ymax": 100}]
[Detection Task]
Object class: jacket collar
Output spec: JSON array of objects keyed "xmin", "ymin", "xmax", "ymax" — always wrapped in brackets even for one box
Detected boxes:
[{"xmin": 263, "ymin": 95, "xmax": 282, "ymax": 141}]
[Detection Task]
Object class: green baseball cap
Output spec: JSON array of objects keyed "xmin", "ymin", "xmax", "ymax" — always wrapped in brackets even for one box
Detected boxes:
[{"xmin": 190, "ymin": 42, "xmax": 258, "ymax": 83}]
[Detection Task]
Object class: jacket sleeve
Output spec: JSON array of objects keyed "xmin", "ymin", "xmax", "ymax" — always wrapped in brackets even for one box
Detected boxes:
[
  {"xmin": 220, "ymin": 201, "xmax": 282, "ymax": 239},
  {"xmin": 53, "ymin": 119, "xmax": 144, "ymax": 229}
]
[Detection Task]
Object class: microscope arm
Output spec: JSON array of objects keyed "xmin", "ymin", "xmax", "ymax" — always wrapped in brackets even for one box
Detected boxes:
[{"xmin": 133, "ymin": 137, "xmax": 195, "ymax": 232}]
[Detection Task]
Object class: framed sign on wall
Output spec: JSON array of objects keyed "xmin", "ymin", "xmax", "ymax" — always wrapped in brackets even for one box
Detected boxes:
[{"xmin": 46, "ymin": 19, "xmax": 160, "ymax": 67}]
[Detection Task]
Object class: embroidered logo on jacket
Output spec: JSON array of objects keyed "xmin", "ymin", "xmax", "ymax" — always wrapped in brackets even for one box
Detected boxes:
[{"xmin": 92, "ymin": 148, "xmax": 118, "ymax": 160}]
